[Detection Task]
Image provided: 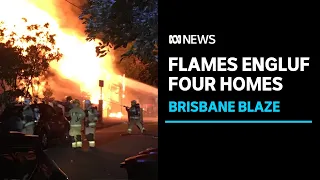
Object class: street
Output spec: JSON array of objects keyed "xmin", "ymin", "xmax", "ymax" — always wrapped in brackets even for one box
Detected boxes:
[{"xmin": 45, "ymin": 120, "xmax": 158, "ymax": 180}]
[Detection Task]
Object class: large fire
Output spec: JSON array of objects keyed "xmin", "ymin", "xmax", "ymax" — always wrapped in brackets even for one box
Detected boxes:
[{"xmin": 0, "ymin": 0, "xmax": 157, "ymax": 119}]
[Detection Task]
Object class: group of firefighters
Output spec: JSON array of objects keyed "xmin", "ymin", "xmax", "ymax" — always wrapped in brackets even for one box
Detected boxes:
[
  {"xmin": 14, "ymin": 96, "xmax": 146, "ymax": 149},
  {"xmin": 67, "ymin": 97, "xmax": 99, "ymax": 149}
]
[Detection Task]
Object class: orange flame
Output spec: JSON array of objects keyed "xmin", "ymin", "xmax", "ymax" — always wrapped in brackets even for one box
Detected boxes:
[
  {"xmin": 1, "ymin": 0, "xmax": 158, "ymax": 120},
  {"xmin": 109, "ymin": 112, "xmax": 124, "ymax": 118},
  {"xmin": 0, "ymin": 0, "xmax": 124, "ymax": 118}
]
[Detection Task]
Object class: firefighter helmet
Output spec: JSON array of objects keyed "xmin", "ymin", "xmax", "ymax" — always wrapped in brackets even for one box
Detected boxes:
[
  {"xmin": 131, "ymin": 100, "xmax": 137, "ymax": 106},
  {"xmin": 73, "ymin": 99, "xmax": 80, "ymax": 106},
  {"xmin": 84, "ymin": 100, "xmax": 91, "ymax": 105},
  {"xmin": 84, "ymin": 99, "xmax": 91, "ymax": 109},
  {"xmin": 24, "ymin": 98, "xmax": 31, "ymax": 105},
  {"xmin": 66, "ymin": 96, "xmax": 72, "ymax": 102}
]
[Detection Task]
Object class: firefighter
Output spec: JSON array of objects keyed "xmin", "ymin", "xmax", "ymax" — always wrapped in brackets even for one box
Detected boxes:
[
  {"xmin": 64, "ymin": 96, "xmax": 73, "ymax": 120},
  {"xmin": 52, "ymin": 100, "xmax": 65, "ymax": 116},
  {"xmin": 68, "ymin": 99, "xmax": 86, "ymax": 149},
  {"xmin": 21, "ymin": 98, "xmax": 35, "ymax": 135},
  {"xmin": 66, "ymin": 96, "xmax": 72, "ymax": 104},
  {"xmin": 126, "ymin": 100, "xmax": 145, "ymax": 134},
  {"xmin": 33, "ymin": 105, "xmax": 40, "ymax": 122},
  {"xmin": 32, "ymin": 97, "xmax": 40, "ymax": 122},
  {"xmin": 84, "ymin": 100, "xmax": 98, "ymax": 148}
]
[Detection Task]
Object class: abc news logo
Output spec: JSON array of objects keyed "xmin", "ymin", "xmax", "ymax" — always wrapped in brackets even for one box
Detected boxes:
[{"xmin": 169, "ymin": 35, "xmax": 216, "ymax": 45}]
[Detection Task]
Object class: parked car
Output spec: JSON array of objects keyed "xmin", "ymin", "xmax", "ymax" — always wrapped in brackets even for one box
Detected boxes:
[
  {"xmin": 0, "ymin": 103, "xmax": 70, "ymax": 149},
  {"xmin": 31, "ymin": 103, "xmax": 70, "ymax": 149},
  {"xmin": 0, "ymin": 130, "xmax": 69, "ymax": 179},
  {"xmin": 138, "ymin": 147, "xmax": 158, "ymax": 155},
  {"xmin": 0, "ymin": 104, "xmax": 25, "ymax": 132},
  {"xmin": 120, "ymin": 147, "xmax": 158, "ymax": 180}
]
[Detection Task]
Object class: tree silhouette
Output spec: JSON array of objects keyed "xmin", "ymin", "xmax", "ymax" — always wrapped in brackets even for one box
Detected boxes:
[
  {"xmin": 0, "ymin": 19, "xmax": 63, "ymax": 98},
  {"xmin": 43, "ymin": 88, "xmax": 54, "ymax": 101},
  {"xmin": 0, "ymin": 43, "xmax": 22, "ymax": 90},
  {"xmin": 80, "ymin": 0, "xmax": 158, "ymax": 62}
]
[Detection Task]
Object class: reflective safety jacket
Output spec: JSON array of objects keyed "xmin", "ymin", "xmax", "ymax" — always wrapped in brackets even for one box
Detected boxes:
[
  {"xmin": 69, "ymin": 107, "xmax": 85, "ymax": 127},
  {"xmin": 128, "ymin": 106, "xmax": 140, "ymax": 120},
  {"xmin": 33, "ymin": 107, "xmax": 40, "ymax": 122},
  {"xmin": 22, "ymin": 106, "xmax": 35, "ymax": 128},
  {"xmin": 23, "ymin": 106, "xmax": 34, "ymax": 122},
  {"xmin": 86, "ymin": 108, "xmax": 99, "ymax": 127}
]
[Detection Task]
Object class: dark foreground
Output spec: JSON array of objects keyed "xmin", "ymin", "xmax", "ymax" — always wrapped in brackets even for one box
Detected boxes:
[{"xmin": 46, "ymin": 120, "xmax": 158, "ymax": 180}]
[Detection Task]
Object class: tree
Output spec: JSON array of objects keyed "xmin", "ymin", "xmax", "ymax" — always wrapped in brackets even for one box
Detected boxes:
[
  {"xmin": 0, "ymin": 19, "xmax": 63, "ymax": 97},
  {"xmin": 140, "ymin": 61, "xmax": 157, "ymax": 87},
  {"xmin": 115, "ymin": 56, "xmax": 158, "ymax": 87},
  {"xmin": 80, "ymin": 0, "xmax": 158, "ymax": 62},
  {"xmin": 0, "ymin": 43, "xmax": 22, "ymax": 90},
  {"xmin": 43, "ymin": 88, "xmax": 54, "ymax": 102}
]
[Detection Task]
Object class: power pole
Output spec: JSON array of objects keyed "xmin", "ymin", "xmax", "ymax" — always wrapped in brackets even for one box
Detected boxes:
[{"xmin": 98, "ymin": 80, "xmax": 104, "ymax": 124}]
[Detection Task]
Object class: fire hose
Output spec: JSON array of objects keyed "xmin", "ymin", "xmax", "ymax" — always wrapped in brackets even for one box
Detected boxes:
[{"xmin": 84, "ymin": 100, "xmax": 146, "ymax": 125}]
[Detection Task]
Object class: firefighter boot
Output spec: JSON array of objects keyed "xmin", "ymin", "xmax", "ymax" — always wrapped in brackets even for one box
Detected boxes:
[
  {"xmin": 71, "ymin": 136, "xmax": 77, "ymax": 149},
  {"xmin": 141, "ymin": 127, "xmax": 146, "ymax": 134},
  {"xmin": 76, "ymin": 135, "xmax": 82, "ymax": 148},
  {"xmin": 87, "ymin": 133, "xmax": 95, "ymax": 148},
  {"xmin": 136, "ymin": 121, "xmax": 145, "ymax": 134},
  {"xmin": 127, "ymin": 120, "xmax": 135, "ymax": 134}
]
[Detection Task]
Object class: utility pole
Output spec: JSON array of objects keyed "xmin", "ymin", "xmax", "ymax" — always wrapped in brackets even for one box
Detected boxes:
[{"xmin": 98, "ymin": 80, "xmax": 104, "ymax": 124}]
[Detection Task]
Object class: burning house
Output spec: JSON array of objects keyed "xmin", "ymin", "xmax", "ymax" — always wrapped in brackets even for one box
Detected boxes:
[{"xmin": 0, "ymin": 0, "xmax": 158, "ymax": 121}]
